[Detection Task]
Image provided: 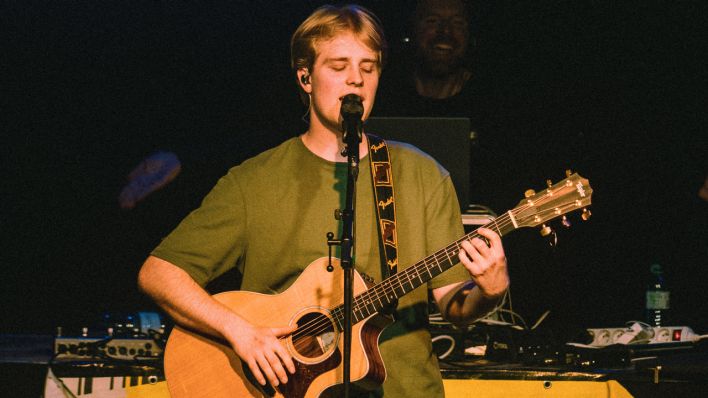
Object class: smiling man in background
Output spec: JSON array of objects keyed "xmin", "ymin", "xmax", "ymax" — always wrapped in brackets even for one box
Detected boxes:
[{"xmin": 412, "ymin": 0, "xmax": 472, "ymax": 99}]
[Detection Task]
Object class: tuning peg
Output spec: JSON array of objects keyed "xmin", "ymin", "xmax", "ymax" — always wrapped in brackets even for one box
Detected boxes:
[
  {"xmin": 546, "ymin": 179, "xmax": 553, "ymax": 188},
  {"xmin": 566, "ymin": 169, "xmax": 572, "ymax": 177},
  {"xmin": 524, "ymin": 189, "xmax": 536, "ymax": 198},
  {"xmin": 540, "ymin": 223, "xmax": 553, "ymax": 237},
  {"xmin": 581, "ymin": 208, "xmax": 592, "ymax": 221},
  {"xmin": 561, "ymin": 215, "xmax": 571, "ymax": 228}
]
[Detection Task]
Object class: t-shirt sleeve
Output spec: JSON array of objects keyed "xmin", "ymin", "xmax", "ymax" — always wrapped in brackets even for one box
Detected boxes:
[
  {"xmin": 425, "ymin": 175, "xmax": 470, "ymax": 290},
  {"xmin": 150, "ymin": 169, "xmax": 247, "ymax": 286}
]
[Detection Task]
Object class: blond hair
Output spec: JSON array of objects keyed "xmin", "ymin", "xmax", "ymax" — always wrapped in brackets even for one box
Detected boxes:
[{"xmin": 291, "ymin": 4, "xmax": 388, "ymax": 75}]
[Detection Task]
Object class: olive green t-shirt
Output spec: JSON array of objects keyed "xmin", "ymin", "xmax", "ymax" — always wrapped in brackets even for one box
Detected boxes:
[{"xmin": 152, "ymin": 136, "xmax": 469, "ymax": 397}]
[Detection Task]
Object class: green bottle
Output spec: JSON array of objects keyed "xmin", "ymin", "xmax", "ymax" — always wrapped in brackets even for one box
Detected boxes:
[{"xmin": 645, "ymin": 264, "xmax": 669, "ymax": 327}]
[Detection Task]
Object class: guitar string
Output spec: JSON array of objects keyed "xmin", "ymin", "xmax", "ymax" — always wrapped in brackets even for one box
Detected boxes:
[
  {"xmin": 282, "ymin": 195, "xmax": 583, "ymax": 348},
  {"xmin": 282, "ymin": 200, "xmax": 577, "ymax": 348},
  {"xmin": 345, "ymin": 201, "xmax": 580, "ymax": 317},
  {"xmin": 331, "ymin": 213, "xmax": 515, "ymax": 317},
  {"xmin": 281, "ymin": 213, "xmax": 523, "ymax": 347},
  {"xmin": 285, "ymin": 205, "xmax": 577, "ymax": 352},
  {"xmin": 282, "ymin": 217, "xmax": 518, "ymax": 350},
  {"xmin": 283, "ymin": 200, "xmax": 578, "ymax": 348}
]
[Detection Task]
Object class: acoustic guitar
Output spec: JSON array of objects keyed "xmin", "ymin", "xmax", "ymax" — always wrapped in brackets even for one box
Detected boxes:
[{"xmin": 164, "ymin": 172, "xmax": 593, "ymax": 398}]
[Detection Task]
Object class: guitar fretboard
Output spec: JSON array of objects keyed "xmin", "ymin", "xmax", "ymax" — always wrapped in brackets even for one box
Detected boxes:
[{"xmin": 330, "ymin": 213, "xmax": 518, "ymax": 329}]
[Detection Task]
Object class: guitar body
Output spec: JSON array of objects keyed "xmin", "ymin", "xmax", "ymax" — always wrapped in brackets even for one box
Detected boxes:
[{"xmin": 164, "ymin": 257, "xmax": 392, "ymax": 398}]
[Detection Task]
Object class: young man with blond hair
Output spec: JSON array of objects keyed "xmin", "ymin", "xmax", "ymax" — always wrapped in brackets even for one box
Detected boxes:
[{"xmin": 138, "ymin": 5, "xmax": 508, "ymax": 397}]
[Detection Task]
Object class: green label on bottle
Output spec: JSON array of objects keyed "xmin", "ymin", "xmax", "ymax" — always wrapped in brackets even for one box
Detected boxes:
[{"xmin": 646, "ymin": 291, "xmax": 670, "ymax": 310}]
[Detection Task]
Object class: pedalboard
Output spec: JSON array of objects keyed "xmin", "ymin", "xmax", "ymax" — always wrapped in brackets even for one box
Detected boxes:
[{"xmin": 54, "ymin": 337, "xmax": 163, "ymax": 361}]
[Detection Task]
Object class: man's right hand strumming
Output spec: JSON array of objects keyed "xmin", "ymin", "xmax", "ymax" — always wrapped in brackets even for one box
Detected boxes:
[
  {"xmin": 137, "ymin": 256, "xmax": 296, "ymax": 387},
  {"xmin": 223, "ymin": 318, "xmax": 297, "ymax": 387}
]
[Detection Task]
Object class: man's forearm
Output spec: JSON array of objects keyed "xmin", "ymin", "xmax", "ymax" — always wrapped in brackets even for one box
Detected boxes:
[
  {"xmin": 439, "ymin": 281, "xmax": 504, "ymax": 325},
  {"xmin": 137, "ymin": 256, "xmax": 244, "ymax": 340}
]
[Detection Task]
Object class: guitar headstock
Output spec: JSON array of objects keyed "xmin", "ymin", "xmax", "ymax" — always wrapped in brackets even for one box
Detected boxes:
[{"xmin": 512, "ymin": 172, "xmax": 593, "ymax": 230}]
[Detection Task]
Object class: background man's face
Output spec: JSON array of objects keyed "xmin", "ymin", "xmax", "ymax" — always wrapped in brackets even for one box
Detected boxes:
[{"xmin": 414, "ymin": 0, "xmax": 470, "ymax": 77}]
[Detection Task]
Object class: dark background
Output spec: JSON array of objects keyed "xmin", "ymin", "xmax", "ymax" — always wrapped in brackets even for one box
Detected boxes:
[{"xmin": 2, "ymin": 0, "xmax": 706, "ymax": 339}]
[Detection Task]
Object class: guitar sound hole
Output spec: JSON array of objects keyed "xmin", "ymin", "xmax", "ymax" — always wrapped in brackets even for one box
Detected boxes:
[{"xmin": 293, "ymin": 312, "xmax": 336, "ymax": 359}]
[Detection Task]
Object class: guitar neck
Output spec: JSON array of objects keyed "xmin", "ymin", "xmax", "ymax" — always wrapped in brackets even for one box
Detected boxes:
[
  {"xmin": 328, "ymin": 172, "xmax": 593, "ymax": 329},
  {"xmin": 330, "ymin": 212, "xmax": 519, "ymax": 328}
]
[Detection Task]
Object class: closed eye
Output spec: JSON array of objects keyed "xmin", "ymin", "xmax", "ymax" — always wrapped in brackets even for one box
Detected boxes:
[
  {"xmin": 328, "ymin": 62, "xmax": 347, "ymax": 72},
  {"xmin": 360, "ymin": 61, "xmax": 377, "ymax": 74}
]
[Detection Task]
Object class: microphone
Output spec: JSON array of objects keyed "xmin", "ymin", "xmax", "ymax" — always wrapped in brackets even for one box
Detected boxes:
[{"xmin": 340, "ymin": 94, "xmax": 363, "ymax": 144}]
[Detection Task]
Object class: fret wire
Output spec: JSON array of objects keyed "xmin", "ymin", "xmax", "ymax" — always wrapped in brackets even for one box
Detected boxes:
[
  {"xmin": 408, "ymin": 268, "xmax": 417, "ymax": 289},
  {"xmin": 394, "ymin": 274, "xmax": 405, "ymax": 297},
  {"xmin": 333, "ymin": 309, "xmax": 343, "ymax": 330},
  {"xmin": 382, "ymin": 279, "xmax": 394, "ymax": 302},
  {"xmin": 454, "ymin": 242, "xmax": 462, "ymax": 255},
  {"xmin": 353, "ymin": 296, "xmax": 367, "ymax": 320},
  {"xmin": 367, "ymin": 279, "xmax": 384, "ymax": 301},
  {"xmin": 362, "ymin": 289, "xmax": 377, "ymax": 316},
  {"xmin": 373, "ymin": 288, "xmax": 385, "ymax": 308},
  {"xmin": 385, "ymin": 278, "xmax": 398, "ymax": 301},
  {"xmin": 424, "ymin": 258, "xmax": 433, "ymax": 279},
  {"xmin": 380, "ymin": 279, "xmax": 394, "ymax": 303},
  {"xmin": 403, "ymin": 269, "xmax": 414, "ymax": 292},
  {"xmin": 356, "ymin": 305, "xmax": 365, "ymax": 321},
  {"xmin": 444, "ymin": 249, "xmax": 452, "ymax": 267},
  {"xmin": 365, "ymin": 294, "xmax": 375, "ymax": 314},
  {"xmin": 491, "ymin": 217, "xmax": 502, "ymax": 236}
]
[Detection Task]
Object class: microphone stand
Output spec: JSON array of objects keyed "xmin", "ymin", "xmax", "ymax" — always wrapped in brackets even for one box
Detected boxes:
[
  {"xmin": 339, "ymin": 113, "xmax": 361, "ymax": 398},
  {"xmin": 325, "ymin": 94, "xmax": 363, "ymax": 398}
]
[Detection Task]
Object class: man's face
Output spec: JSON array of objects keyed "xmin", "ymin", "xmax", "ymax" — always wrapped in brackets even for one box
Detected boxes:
[
  {"xmin": 414, "ymin": 0, "xmax": 470, "ymax": 77},
  {"xmin": 305, "ymin": 32, "xmax": 380, "ymax": 134}
]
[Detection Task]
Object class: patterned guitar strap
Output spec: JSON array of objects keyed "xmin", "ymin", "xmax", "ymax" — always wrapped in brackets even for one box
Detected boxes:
[{"xmin": 366, "ymin": 134, "xmax": 399, "ymax": 314}]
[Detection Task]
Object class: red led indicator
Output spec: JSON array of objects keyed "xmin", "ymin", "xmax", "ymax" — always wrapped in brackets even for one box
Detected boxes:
[{"xmin": 672, "ymin": 329, "xmax": 683, "ymax": 341}]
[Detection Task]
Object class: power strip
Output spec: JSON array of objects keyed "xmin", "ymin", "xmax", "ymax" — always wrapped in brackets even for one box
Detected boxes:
[
  {"xmin": 54, "ymin": 336, "xmax": 163, "ymax": 361},
  {"xmin": 587, "ymin": 325, "xmax": 697, "ymax": 347}
]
